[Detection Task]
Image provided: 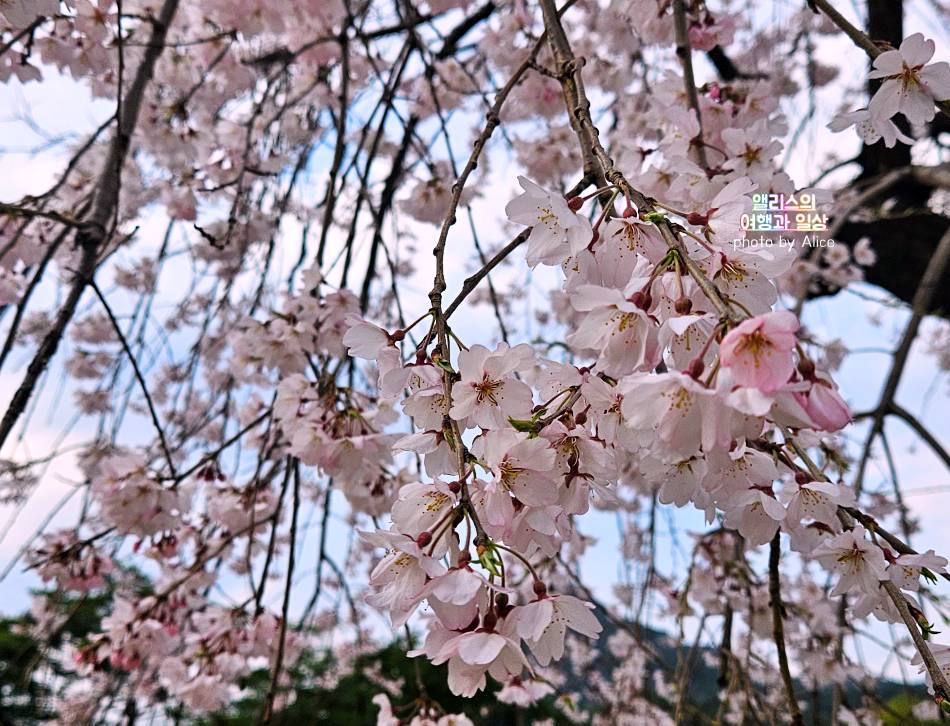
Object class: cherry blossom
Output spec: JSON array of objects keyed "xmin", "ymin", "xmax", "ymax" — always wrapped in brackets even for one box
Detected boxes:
[
  {"xmin": 505, "ymin": 176, "xmax": 593, "ymax": 267},
  {"xmin": 450, "ymin": 343, "xmax": 535, "ymax": 429},
  {"xmin": 1, "ymin": 2, "xmax": 948, "ymax": 721},
  {"xmin": 813, "ymin": 526, "xmax": 889, "ymax": 597},
  {"xmin": 472, "ymin": 429, "xmax": 559, "ymax": 517},
  {"xmin": 0, "ymin": 0, "xmax": 58, "ymax": 28},
  {"xmin": 719, "ymin": 310, "xmax": 799, "ymax": 393},
  {"xmin": 566, "ymin": 284, "xmax": 659, "ymax": 376},
  {"xmin": 888, "ymin": 550, "xmax": 948, "ymax": 591},
  {"xmin": 867, "ymin": 33, "xmax": 950, "ymax": 126},
  {"xmin": 343, "ymin": 318, "xmax": 394, "ymax": 359},
  {"xmin": 784, "ymin": 480, "xmax": 854, "ymax": 527},
  {"xmin": 510, "ymin": 592, "xmax": 603, "ymax": 666},
  {"xmin": 721, "ymin": 488, "xmax": 786, "ymax": 546},
  {"xmin": 793, "ymin": 370, "xmax": 852, "ymax": 432},
  {"xmin": 828, "ymin": 108, "xmax": 915, "ymax": 148},
  {"xmin": 620, "ymin": 372, "xmax": 715, "ymax": 459},
  {"xmin": 361, "ymin": 529, "xmax": 448, "ymax": 627},
  {"xmin": 911, "ymin": 644, "xmax": 950, "ymax": 696},
  {"xmin": 412, "ymin": 620, "xmax": 531, "ymax": 698}
]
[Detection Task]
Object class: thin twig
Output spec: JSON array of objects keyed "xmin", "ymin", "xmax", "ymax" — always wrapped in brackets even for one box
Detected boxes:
[
  {"xmin": 261, "ymin": 459, "xmax": 300, "ymax": 724},
  {"xmin": 89, "ymin": 280, "xmax": 176, "ymax": 477},
  {"xmin": 672, "ymin": 0, "xmax": 709, "ymax": 171}
]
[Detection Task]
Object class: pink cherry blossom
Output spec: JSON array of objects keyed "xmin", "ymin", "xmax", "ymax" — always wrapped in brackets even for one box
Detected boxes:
[
  {"xmin": 361, "ymin": 529, "xmax": 447, "ymax": 626},
  {"xmin": 620, "ymin": 371, "xmax": 716, "ymax": 459},
  {"xmin": 343, "ymin": 318, "xmax": 392, "ymax": 359},
  {"xmin": 784, "ymin": 480, "xmax": 854, "ymax": 527},
  {"xmin": 473, "ymin": 429, "xmax": 559, "ymax": 512},
  {"xmin": 3, "ymin": 0, "xmax": 948, "ymax": 716},
  {"xmin": 721, "ymin": 488, "xmax": 786, "ymax": 546},
  {"xmin": 813, "ymin": 525, "xmax": 888, "ymax": 597},
  {"xmin": 505, "ymin": 176, "xmax": 593, "ymax": 267},
  {"xmin": 828, "ymin": 109, "xmax": 914, "ymax": 148},
  {"xmin": 700, "ymin": 177, "xmax": 756, "ymax": 247},
  {"xmin": 0, "ymin": 0, "xmax": 59, "ymax": 28},
  {"xmin": 719, "ymin": 310, "xmax": 799, "ymax": 392},
  {"xmin": 450, "ymin": 343, "xmax": 535, "ymax": 429},
  {"xmin": 868, "ymin": 33, "xmax": 950, "ymax": 126},
  {"xmin": 412, "ymin": 620, "xmax": 530, "ymax": 698},
  {"xmin": 497, "ymin": 677, "xmax": 555, "ymax": 706},
  {"xmin": 911, "ymin": 644, "xmax": 950, "ymax": 697},
  {"xmin": 793, "ymin": 371, "xmax": 852, "ymax": 432},
  {"xmin": 566, "ymin": 284, "xmax": 659, "ymax": 376},
  {"xmin": 390, "ymin": 480, "xmax": 458, "ymax": 538},
  {"xmin": 888, "ymin": 550, "xmax": 948, "ymax": 591},
  {"xmin": 510, "ymin": 593, "xmax": 602, "ymax": 666}
]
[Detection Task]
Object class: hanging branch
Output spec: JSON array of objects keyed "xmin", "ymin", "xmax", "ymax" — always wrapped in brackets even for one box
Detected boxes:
[
  {"xmin": 0, "ymin": 0, "xmax": 182, "ymax": 453},
  {"xmin": 769, "ymin": 532, "xmax": 804, "ymax": 725}
]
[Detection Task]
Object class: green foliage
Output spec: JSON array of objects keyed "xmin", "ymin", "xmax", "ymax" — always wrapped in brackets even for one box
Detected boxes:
[
  {"xmin": 879, "ymin": 692, "xmax": 942, "ymax": 725},
  {"xmin": 0, "ymin": 590, "xmax": 110, "ymax": 725},
  {"xmin": 193, "ymin": 640, "xmax": 573, "ymax": 726},
  {"xmin": 0, "ymin": 613, "xmax": 52, "ymax": 725}
]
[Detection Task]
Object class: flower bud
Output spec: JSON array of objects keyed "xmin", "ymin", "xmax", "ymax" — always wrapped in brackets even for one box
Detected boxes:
[
  {"xmin": 687, "ymin": 358, "xmax": 705, "ymax": 379},
  {"xmin": 798, "ymin": 356, "xmax": 816, "ymax": 380},
  {"xmin": 533, "ymin": 579, "xmax": 548, "ymax": 598},
  {"xmin": 448, "ymin": 481, "xmax": 461, "ymax": 494},
  {"xmin": 390, "ymin": 329, "xmax": 405, "ymax": 342}
]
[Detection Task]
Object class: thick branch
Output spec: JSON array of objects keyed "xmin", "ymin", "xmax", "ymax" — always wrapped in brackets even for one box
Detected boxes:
[
  {"xmin": 0, "ymin": 0, "xmax": 181, "ymax": 453},
  {"xmin": 854, "ymin": 225, "xmax": 950, "ymax": 493},
  {"xmin": 769, "ymin": 533, "xmax": 804, "ymax": 725}
]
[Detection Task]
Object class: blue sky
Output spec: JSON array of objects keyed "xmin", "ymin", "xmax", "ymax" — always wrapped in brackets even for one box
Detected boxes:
[{"xmin": 0, "ymin": 4, "xmax": 948, "ymax": 686}]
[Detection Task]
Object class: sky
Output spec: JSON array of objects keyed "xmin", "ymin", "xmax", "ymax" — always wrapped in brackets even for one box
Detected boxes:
[{"xmin": 0, "ymin": 1, "xmax": 948, "ymax": 688}]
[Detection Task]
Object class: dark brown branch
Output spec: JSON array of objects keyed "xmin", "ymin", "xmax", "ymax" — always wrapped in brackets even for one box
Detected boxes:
[
  {"xmin": 888, "ymin": 403, "xmax": 950, "ymax": 471},
  {"xmin": 444, "ymin": 229, "xmax": 528, "ymax": 320},
  {"xmin": 261, "ymin": 459, "xmax": 300, "ymax": 724},
  {"xmin": 769, "ymin": 532, "xmax": 804, "ymax": 725},
  {"xmin": 671, "ymin": 0, "xmax": 709, "ymax": 170},
  {"xmin": 854, "ymin": 225, "xmax": 950, "ymax": 493},
  {"xmin": 0, "ymin": 0, "xmax": 181, "ymax": 453},
  {"xmin": 89, "ymin": 280, "xmax": 177, "ymax": 477}
]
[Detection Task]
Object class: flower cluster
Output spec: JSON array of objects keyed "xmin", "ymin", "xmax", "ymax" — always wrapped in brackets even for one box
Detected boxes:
[
  {"xmin": 830, "ymin": 33, "xmax": 950, "ymax": 147},
  {"xmin": 3, "ymin": 0, "xmax": 949, "ymax": 721}
]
